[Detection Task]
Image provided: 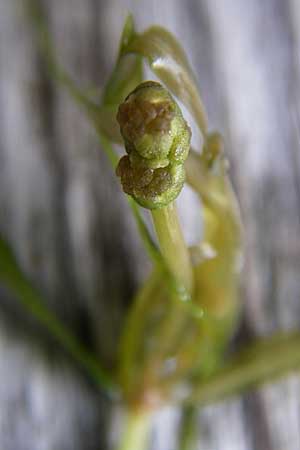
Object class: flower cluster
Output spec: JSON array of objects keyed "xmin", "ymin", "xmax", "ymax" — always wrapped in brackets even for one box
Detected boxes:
[{"xmin": 116, "ymin": 81, "xmax": 191, "ymax": 209}]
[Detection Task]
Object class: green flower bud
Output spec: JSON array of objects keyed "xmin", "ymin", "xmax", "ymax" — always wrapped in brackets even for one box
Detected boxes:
[{"xmin": 116, "ymin": 81, "xmax": 191, "ymax": 209}]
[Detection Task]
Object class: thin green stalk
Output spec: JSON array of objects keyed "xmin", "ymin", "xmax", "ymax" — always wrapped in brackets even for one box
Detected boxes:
[
  {"xmin": 0, "ymin": 236, "xmax": 116, "ymax": 395},
  {"xmin": 151, "ymin": 203, "xmax": 193, "ymax": 293},
  {"xmin": 117, "ymin": 409, "xmax": 152, "ymax": 450},
  {"xmin": 27, "ymin": 0, "xmax": 99, "ymax": 114},
  {"xmin": 118, "ymin": 270, "xmax": 161, "ymax": 393},
  {"xmin": 133, "ymin": 203, "xmax": 195, "ymax": 390},
  {"xmin": 178, "ymin": 406, "xmax": 199, "ymax": 450},
  {"xmin": 187, "ymin": 332, "xmax": 300, "ymax": 406}
]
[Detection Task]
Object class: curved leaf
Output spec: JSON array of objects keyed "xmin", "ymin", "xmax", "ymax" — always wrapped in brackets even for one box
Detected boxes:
[{"xmin": 123, "ymin": 26, "xmax": 208, "ymax": 136}]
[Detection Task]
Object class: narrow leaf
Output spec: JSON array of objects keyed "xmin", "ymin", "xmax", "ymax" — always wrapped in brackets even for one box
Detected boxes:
[
  {"xmin": 100, "ymin": 15, "xmax": 143, "ymax": 143},
  {"xmin": 187, "ymin": 332, "xmax": 300, "ymax": 406}
]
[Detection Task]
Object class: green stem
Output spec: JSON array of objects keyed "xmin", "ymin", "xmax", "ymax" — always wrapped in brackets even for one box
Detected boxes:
[
  {"xmin": 117, "ymin": 409, "xmax": 152, "ymax": 450},
  {"xmin": 0, "ymin": 236, "xmax": 116, "ymax": 394},
  {"xmin": 118, "ymin": 270, "xmax": 161, "ymax": 393},
  {"xmin": 151, "ymin": 203, "xmax": 193, "ymax": 293},
  {"xmin": 178, "ymin": 406, "xmax": 199, "ymax": 450}
]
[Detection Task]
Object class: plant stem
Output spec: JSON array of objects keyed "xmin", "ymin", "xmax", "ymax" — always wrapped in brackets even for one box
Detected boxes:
[
  {"xmin": 151, "ymin": 203, "xmax": 193, "ymax": 293},
  {"xmin": 0, "ymin": 236, "xmax": 116, "ymax": 394},
  {"xmin": 178, "ymin": 406, "xmax": 199, "ymax": 450},
  {"xmin": 117, "ymin": 409, "xmax": 152, "ymax": 450}
]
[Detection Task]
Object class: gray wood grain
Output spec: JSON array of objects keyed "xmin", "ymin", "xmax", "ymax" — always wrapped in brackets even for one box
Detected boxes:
[{"xmin": 0, "ymin": 0, "xmax": 299, "ymax": 449}]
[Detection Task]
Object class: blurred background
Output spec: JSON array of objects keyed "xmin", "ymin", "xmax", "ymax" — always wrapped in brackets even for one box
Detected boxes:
[{"xmin": 1, "ymin": 0, "xmax": 300, "ymax": 449}]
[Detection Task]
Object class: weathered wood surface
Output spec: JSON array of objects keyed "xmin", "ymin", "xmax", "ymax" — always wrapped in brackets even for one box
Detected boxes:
[{"xmin": 1, "ymin": 0, "xmax": 300, "ymax": 449}]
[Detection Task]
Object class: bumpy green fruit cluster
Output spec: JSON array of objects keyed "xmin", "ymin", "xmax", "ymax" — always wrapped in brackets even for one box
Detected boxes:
[{"xmin": 116, "ymin": 81, "xmax": 191, "ymax": 209}]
